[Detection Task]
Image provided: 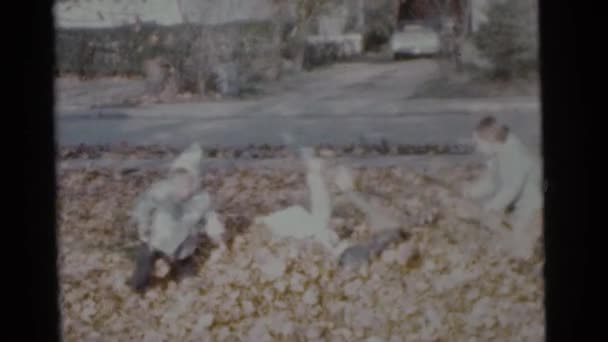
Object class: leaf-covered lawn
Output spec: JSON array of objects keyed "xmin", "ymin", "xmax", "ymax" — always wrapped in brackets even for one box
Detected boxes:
[{"xmin": 58, "ymin": 163, "xmax": 544, "ymax": 341}]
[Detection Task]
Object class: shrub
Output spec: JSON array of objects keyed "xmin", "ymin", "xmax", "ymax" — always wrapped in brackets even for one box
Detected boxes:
[{"xmin": 473, "ymin": 0, "xmax": 539, "ymax": 79}]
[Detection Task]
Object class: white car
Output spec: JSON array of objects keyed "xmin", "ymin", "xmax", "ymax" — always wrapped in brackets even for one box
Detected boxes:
[{"xmin": 390, "ymin": 23, "xmax": 441, "ymax": 59}]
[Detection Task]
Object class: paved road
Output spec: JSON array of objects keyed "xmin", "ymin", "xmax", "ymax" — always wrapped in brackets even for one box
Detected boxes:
[
  {"xmin": 56, "ymin": 60, "xmax": 541, "ymax": 150},
  {"xmin": 57, "ymin": 110, "xmax": 540, "ymax": 151}
]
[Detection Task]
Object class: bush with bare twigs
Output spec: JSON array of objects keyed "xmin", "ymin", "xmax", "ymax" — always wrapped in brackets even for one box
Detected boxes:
[{"xmin": 473, "ymin": 0, "xmax": 539, "ymax": 79}]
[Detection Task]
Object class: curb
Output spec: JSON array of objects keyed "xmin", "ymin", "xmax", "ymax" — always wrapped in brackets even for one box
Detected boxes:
[{"xmin": 58, "ymin": 154, "xmax": 481, "ymax": 173}]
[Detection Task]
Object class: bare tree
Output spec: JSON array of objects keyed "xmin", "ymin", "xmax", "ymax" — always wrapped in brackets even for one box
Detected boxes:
[{"xmin": 271, "ymin": 0, "xmax": 334, "ymax": 69}]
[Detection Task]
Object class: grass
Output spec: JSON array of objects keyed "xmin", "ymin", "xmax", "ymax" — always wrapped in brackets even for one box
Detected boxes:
[{"xmin": 410, "ymin": 69, "xmax": 540, "ymax": 99}]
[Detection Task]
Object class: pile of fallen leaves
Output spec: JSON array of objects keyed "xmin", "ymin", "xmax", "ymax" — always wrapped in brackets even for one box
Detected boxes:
[{"xmin": 58, "ymin": 163, "xmax": 544, "ymax": 341}]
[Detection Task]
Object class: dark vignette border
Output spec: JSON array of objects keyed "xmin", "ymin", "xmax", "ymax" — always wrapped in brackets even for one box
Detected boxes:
[
  {"xmin": 20, "ymin": 1, "xmax": 60, "ymax": 341},
  {"xmin": 539, "ymin": 0, "xmax": 591, "ymax": 341}
]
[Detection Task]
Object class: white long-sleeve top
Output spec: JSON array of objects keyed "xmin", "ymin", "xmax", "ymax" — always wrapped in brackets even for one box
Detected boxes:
[{"xmin": 132, "ymin": 180, "xmax": 212, "ymax": 259}]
